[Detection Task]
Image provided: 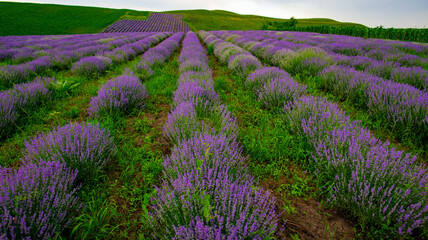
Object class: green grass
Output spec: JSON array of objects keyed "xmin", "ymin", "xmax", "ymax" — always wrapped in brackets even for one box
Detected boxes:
[
  {"xmin": 0, "ymin": 2, "xmax": 130, "ymax": 36},
  {"xmin": 0, "ymin": 2, "xmax": 365, "ymax": 36}
]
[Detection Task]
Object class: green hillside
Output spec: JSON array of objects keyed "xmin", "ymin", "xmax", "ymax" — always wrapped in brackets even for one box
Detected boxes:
[
  {"xmin": 0, "ymin": 2, "xmax": 149, "ymax": 36},
  {"xmin": 163, "ymin": 9, "xmax": 366, "ymax": 31},
  {"xmin": 0, "ymin": 2, "xmax": 366, "ymax": 36}
]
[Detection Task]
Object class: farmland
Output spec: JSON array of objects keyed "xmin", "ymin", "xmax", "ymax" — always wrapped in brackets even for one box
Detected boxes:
[{"xmin": 1, "ymin": 4, "xmax": 428, "ymax": 240}]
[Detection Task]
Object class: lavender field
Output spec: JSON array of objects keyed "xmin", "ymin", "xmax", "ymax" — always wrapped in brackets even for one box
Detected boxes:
[{"xmin": 1, "ymin": 23, "xmax": 428, "ymax": 240}]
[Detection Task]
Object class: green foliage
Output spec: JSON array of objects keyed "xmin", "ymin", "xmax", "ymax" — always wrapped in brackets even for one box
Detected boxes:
[
  {"xmin": 71, "ymin": 193, "xmax": 122, "ymax": 239},
  {"xmin": 264, "ymin": 22, "xmax": 428, "ymax": 43},
  {"xmin": 262, "ymin": 16, "xmax": 298, "ymax": 30}
]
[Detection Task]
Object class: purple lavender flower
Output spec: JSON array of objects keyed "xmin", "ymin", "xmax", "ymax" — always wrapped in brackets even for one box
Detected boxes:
[
  {"xmin": 162, "ymin": 101, "xmax": 205, "ymax": 144},
  {"xmin": 228, "ymin": 54, "xmax": 262, "ymax": 78},
  {"xmin": 11, "ymin": 50, "xmax": 37, "ymax": 64},
  {"xmin": 173, "ymin": 81, "xmax": 220, "ymax": 115},
  {"xmin": 257, "ymin": 76, "xmax": 307, "ymax": 109},
  {"xmin": 88, "ymin": 75, "xmax": 149, "ymax": 117},
  {"xmin": 163, "ymin": 132, "xmax": 249, "ymax": 183},
  {"xmin": 133, "ymin": 62, "xmax": 155, "ymax": 80},
  {"xmin": 365, "ymin": 60, "xmax": 401, "ymax": 79},
  {"xmin": 71, "ymin": 56, "xmax": 112, "ymax": 77},
  {"xmin": 148, "ymin": 178, "xmax": 277, "ymax": 239},
  {"xmin": 0, "ymin": 91, "xmax": 19, "ymax": 139},
  {"xmin": 22, "ymin": 122, "xmax": 117, "ymax": 184},
  {"xmin": 0, "ymin": 161, "xmax": 81, "ymax": 239},
  {"xmin": 245, "ymin": 67, "xmax": 290, "ymax": 91},
  {"xmin": 0, "ymin": 65, "xmax": 31, "ymax": 89},
  {"xmin": 391, "ymin": 66, "xmax": 428, "ymax": 90},
  {"xmin": 9, "ymin": 78, "xmax": 52, "ymax": 110}
]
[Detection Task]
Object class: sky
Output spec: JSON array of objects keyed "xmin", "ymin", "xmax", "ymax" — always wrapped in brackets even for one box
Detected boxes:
[{"xmin": 5, "ymin": 0, "xmax": 428, "ymax": 28}]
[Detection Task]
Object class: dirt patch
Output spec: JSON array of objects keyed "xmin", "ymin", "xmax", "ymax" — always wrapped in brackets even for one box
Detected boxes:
[{"xmin": 258, "ymin": 172, "xmax": 356, "ymax": 240}]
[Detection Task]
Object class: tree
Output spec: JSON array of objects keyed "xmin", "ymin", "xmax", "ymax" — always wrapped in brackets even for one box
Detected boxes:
[{"xmin": 289, "ymin": 16, "xmax": 298, "ymax": 28}]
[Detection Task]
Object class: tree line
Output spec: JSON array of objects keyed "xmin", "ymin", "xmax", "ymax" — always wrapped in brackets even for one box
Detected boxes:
[{"xmin": 262, "ymin": 18, "xmax": 428, "ymax": 43}]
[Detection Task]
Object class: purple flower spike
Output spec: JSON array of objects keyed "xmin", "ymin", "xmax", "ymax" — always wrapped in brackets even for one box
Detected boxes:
[
  {"xmin": 22, "ymin": 121, "xmax": 116, "ymax": 184},
  {"xmin": 228, "ymin": 54, "xmax": 262, "ymax": 78},
  {"xmin": 257, "ymin": 76, "xmax": 307, "ymax": 109},
  {"xmin": 71, "ymin": 56, "xmax": 112, "ymax": 77},
  {"xmin": 88, "ymin": 75, "xmax": 149, "ymax": 117},
  {"xmin": 246, "ymin": 67, "xmax": 290, "ymax": 90},
  {"xmin": 0, "ymin": 161, "xmax": 81, "ymax": 240}
]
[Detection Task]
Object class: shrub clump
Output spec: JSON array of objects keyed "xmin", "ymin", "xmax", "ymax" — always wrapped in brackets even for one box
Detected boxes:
[
  {"xmin": 71, "ymin": 56, "xmax": 112, "ymax": 77},
  {"xmin": 22, "ymin": 122, "xmax": 116, "ymax": 184},
  {"xmin": 0, "ymin": 161, "xmax": 81, "ymax": 239},
  {"xmin": 88, "ymin": 75, "xmax": 149, "ymax": 117}
]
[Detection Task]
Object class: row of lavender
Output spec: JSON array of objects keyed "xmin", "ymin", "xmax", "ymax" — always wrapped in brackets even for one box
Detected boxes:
[
  {"xmin": 0, "ymin": 32, "xmax": 171, "ymax": 90},
  {"xmin": 102, "ymin": 13, "xmax": 191, "ymax": 33},
  {"xmin": 220, "ymin": 30, "xmax": 428, "ymax": 90},
  {"xmin": 0, "ymin": 33, "xmax": 170, "ymax": 141},
  {"xmin": 145, "ymin": 31, "xmax": 277, "ymax": 238},
  {"xmin": 0, "ymin": 34, "xmax": 184, "ymax": 240},
  {"xmin": 0, "ymin": 33, "xmax": 147, "ymax": 65},
  {"xmin": 199, "ymin": 30, "xmax": 428, "ymax": 237},
  {"xmin": 213, "ymin": 30, "xmax": 428, "ymax": 155},
  {"xmin": 267, "ymin": 31, "xmax": 428, "ymax": 62}
]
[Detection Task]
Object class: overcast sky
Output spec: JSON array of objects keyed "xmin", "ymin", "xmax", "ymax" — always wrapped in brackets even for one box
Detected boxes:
[{"xmin": 6, "ymin": 0, "xmax": 428, "ymax": 28}]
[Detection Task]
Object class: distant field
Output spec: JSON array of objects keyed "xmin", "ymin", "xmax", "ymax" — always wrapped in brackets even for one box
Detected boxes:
[{"xmin": 0, "ymin": 2, "xmax": 365, "ymax": 36}]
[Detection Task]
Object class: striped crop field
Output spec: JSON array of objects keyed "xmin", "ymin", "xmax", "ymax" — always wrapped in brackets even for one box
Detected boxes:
[
  {"xmin": 0, "ymin": 15, "xmax": 428, "ymax": 240},
  {"xmin": 102, "ymin": 13, "xmax": 191, "ymax": 33}
]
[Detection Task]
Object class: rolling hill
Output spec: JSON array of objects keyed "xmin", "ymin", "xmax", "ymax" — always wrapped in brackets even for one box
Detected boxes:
[{"xmin": 0, "ymin": 2, "xmax": 366, "ymax": 36}]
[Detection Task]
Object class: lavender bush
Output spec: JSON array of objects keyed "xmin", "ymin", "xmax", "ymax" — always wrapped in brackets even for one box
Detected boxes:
[
  {"xmin": 0, "ymin": 161, "xmax": 81, "ymax": 239},
  {"xmin": 0, "ymin": 92, "xmax": 19, "ymax": 139},
  {"xmin": 283, "ymin": 94, "xmax": 428, "ymax": 237},
  {"xmin": 245, "ymin": 67, "xmax": 290, "ymax": 91},
  {"xmin": 391, "ymin": 66, "xmax": 428, "ymax": 90},
  {"xmin": 172, "ymin": 81, "xmax": 220, "ymax": 116},
  {"xmin": 228, "ymin": 54, "xmax": 262, "ymax": 78},
  {"xmin": 88, "ymin": 75, "xmax": 149, "ymax": 117},
  {"xmin": 257, "ymin": 77, "xmax": 307, "ymax": 110},
  {"xmin": 162, "ymin": 133, "xmax": 249, "ymax": 183},
  {"xmin": 365, "ymin": 60, "xmax": 401, "ymax": 79},
  {"xmin": 286, "ymin": 48, "xmax": 333, "ymax": 76},
  {"xmin": 71, "ymin": 56, "xmax": 112, "ymax": 77},
  {"xmin": 133, "ymin": 62, "xmax": 155, "ymax": 80},
  {"xmin": 312, "ymin": 123, "xmax": 428, "ymax": 236},
  {"xmin": 319, "ymin": 65, "xmax": 384, "ymax": 105},
  {"xmin": 366, "ymin": 81, "xmax": 428, "ymax": 144},
  {"xmin": 22, "ymin": 122, "xmax": 117, "ymax": 184},
  {"xmin": 0, "ymin": 65, "xmax": 31, "ymax": 89},
  {"xmin": 148, "ymin": 178, "xmax": 277, "ymax": 239},
  {"xmin": 162, "ymin": 101, "xmax": 206, "ymax": 144},
  {"xmin": 9, "ymin": 78, "xmax": 52, "ymax": 110}
]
